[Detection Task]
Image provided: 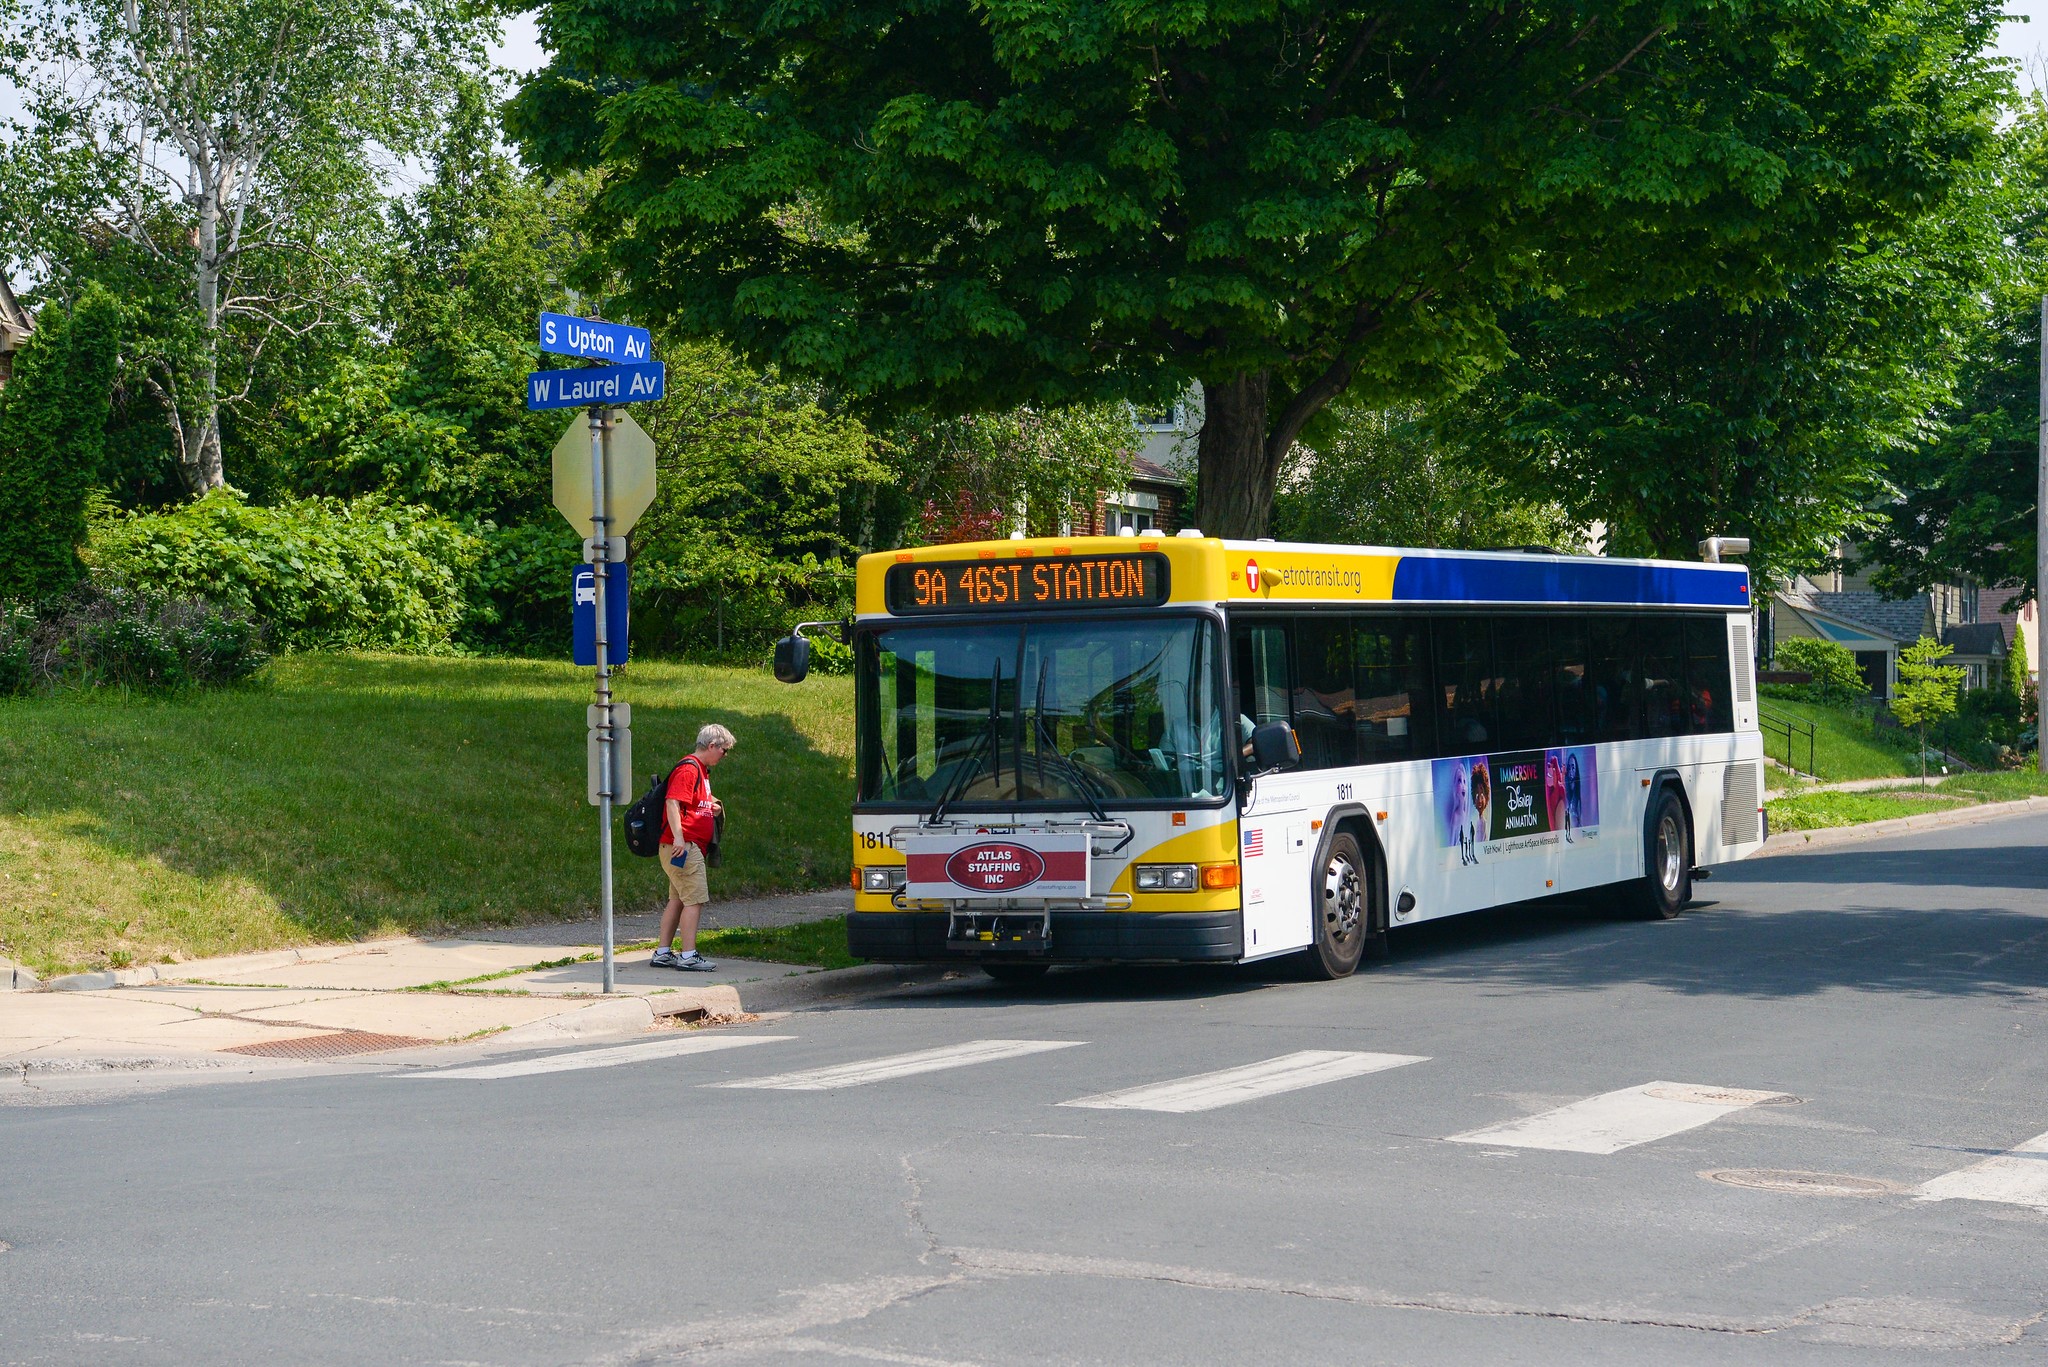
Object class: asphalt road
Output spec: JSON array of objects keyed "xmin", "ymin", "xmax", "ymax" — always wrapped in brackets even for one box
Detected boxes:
[{"xmin": 6, "ymin": 813, "xmax": 2048, "ymax": 1366}]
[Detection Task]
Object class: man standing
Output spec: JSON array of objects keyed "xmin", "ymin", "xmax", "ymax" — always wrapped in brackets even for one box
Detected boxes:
[{"xmin": 652, "ymin": 723, "xmax": 734, "ymax": 970}]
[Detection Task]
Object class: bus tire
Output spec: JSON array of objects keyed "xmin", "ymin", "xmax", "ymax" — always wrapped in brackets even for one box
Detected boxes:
[
  {"xmin": 1623, "ymin": 788, "xmax": 1693, "ymax": 920},
  {"xmin": 982, "ymin": 962, "xmax": 1051, "ymax": 986},
  {"xmin": 1304, "ymin": 832, "xmax": 1372, "ymax": 979}
]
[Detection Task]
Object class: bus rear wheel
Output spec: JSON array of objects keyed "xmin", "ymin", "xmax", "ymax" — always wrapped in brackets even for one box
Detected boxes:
[
  {"xmin": 1304, "ymin": 832, "xmax": 1379, "ymax": 979},
  {"xmin": 1616, "ymin": 788, "xmax": 1692, "ymax": 920}
]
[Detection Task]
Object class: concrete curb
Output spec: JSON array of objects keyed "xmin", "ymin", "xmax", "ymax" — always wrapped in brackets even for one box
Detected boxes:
[
  {"xmin": 489, "ymin": 984, "xmax": 744, "ymax": 1044},
  {"xmin": 734, "ymin": 963, "xmax": 963, "ymax": 1015},
  {"xmin": 1756, "ymin": 793, "xmax": 2048, "ymax": 858},
  {"xmin": 2, "ymin": 960, "xmax": 40, "ymax": 991}
]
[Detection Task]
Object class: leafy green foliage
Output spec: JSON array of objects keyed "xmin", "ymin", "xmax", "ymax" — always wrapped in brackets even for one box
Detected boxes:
[
  {"xmin": 0, "ymin": 284, "xmax": 121, "ymax": 599},
  {"xmin": 84, "ymin": 490, "xmax": 480, "ymax": 651},
  {"xmin": 885, "ymin": 404, "xmax": 1140, "ymax": 542},
  {"xmin": 1274, "ymin": 404, "xmax": 1579, "ymax": 551},
  {"xmin": 1862, "ymin": 95, "xmax": 2048, "ymax": 608},
  {"xmin": 2011, "ymin": 623, "xmax": 2031, "ymax": 699},
  {"xmin": 1892, "ymin": 636, "xmax": 1966, "ymax": 732},
  {"xmin": 1771, "ymin": 637, "xmax": 1867, "ymax": 702},
  {"xmin": 0, "ymin": 581, "xmax": 268, "ymax": 694},
  {"xmin": 509, "ymin": 0, "xmax": 2011, "ymax": 535},
  {"xmin": 0, "ymin": 0, "xmax": 491, "ymax": 493},
  {"xmin": 628, "ymin": 341, "xmax": 884, "ymax": 656}
]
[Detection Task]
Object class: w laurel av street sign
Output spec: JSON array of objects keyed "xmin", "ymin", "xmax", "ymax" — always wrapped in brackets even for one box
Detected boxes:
[{"xmin": 526, "ymin": 361, "xmax": 665, "ymax": 410}]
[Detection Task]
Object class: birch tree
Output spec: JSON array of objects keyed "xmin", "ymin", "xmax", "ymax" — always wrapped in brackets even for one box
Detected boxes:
[{"xmin": 1, "ymin": 0, "xmax": 488, "ymax": 494}]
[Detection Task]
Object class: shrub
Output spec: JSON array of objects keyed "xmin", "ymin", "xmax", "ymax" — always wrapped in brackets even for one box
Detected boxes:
[
  {"xmin": 1773, "ymin": 637, "xmax": 1865, "ymax": 701},
  {"xmin": 459, "ymin": 517, "xmax": 583, "ymax": 655},
  {"xmin": 86, "ymin": 490, "xmax": 480, "ymax": 652},
  {"xmin": 0, "ymin": 582, "xmax": 268, "ymax": 694}
]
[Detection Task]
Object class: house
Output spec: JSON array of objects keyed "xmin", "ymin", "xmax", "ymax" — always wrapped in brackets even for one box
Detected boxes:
[
  {"xmin": 0, "ymin": 277, "xmax": 32, "ymax": 389},
  {"xmin": 1769, "ymin": 546, "xmax": 2008, "ymax": 696}
]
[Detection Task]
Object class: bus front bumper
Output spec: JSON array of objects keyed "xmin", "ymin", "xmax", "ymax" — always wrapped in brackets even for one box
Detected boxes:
[{"xmin": 847, "ymin": 910, "xmax": 1243, "ymax": 964}]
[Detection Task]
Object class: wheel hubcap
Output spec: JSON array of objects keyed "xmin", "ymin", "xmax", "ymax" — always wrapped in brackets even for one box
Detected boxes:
[
  {"xmin": 1323, "ymin": 855, "xmax": 1361, "ymax": 944},
  {"xmin": 1658, "ymin": 815, "xmax": 1683, "ymax": 892}
]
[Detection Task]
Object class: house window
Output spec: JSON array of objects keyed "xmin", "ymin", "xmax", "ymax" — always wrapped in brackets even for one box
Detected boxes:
[
  {"xmin": 1133, "ymin": 404, "xmax": 1182, "ymax": 432},
  {"xmin": 1108, "ymin": 507, "xmax": 1155, "ymax": 534}
]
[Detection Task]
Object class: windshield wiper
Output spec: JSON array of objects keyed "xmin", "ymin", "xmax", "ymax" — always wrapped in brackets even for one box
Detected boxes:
[
  {"xmin": 1029, "ymin": 659, "xmax": 1111, "ymax": 823},
  {"xmin": 930, "ymin": 660, "xmax": 1004, "ymax": 826}
]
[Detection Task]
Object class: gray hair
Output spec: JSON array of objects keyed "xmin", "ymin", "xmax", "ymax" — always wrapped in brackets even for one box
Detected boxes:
[{"xmin": 696, "ymin": 723, "xmax": 737, "ymax": 751}]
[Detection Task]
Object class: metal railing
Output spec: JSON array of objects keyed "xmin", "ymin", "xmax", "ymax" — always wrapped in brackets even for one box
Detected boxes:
[{"xmin": 1758, "ymin": 707, "xmax": 1816, "ymax": 778}]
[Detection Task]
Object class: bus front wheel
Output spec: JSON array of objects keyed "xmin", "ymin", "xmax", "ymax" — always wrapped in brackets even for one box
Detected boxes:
[
  {"xmin": 1619, "ymin": 788, "xmax": 1692, "ymax": 920},
  {"xmin": 1304, "ymin": 832, "xmax": 1379, "ymax": 979}
]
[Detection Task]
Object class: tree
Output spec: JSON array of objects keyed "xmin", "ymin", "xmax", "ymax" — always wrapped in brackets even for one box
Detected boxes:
[
  {"xmin": 0, "ymin": 284, "xmax": 123, "ymax": 600},
  {"xmin": 509, "ymin": 0, "xmax": 2009, "ymax": 537},
  {"xmin": 887, "ymin": 404, "xmax": 1139, "ymax": 543},
  {"xmin": 2010, "ymin": 622, "xmax": 2030, "ymax": 700},
  {"xmin": 1891, "ymin": 636, "xmax": 1965, "ymax": 787},
  {"xmin": 1442, "ymin": 175, "xmax": 2004, "ymax": 584},
  {"xmin": 0, "ymin": 0, "xmax": 490, "ymax": 494},
  {"xmin": 1274, "ymin": 403, "xmax": 1579, "ymax": 552},
  {"xmin": 1861, "ymin": 94, "xmax": 2048, "ymax": 608}
]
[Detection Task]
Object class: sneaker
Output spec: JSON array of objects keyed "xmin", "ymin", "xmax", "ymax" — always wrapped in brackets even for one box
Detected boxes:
[
  {"xmin": 650, "ymin": 948, "xmax": 682, "ymax": 968},
  {"xmin": 673, "ymin": 951, "xmax": 717, "ymax": 972}
]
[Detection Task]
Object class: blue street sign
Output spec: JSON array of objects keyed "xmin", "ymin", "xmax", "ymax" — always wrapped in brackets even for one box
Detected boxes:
[
  {"xmin": 572, "ymin": 564, "xmax": 630, "ymax": 666},
  {"xmin": 539, "ymin": 312, "xmax": 653, "ymax": 364},
  {"xmin": 527, "ymin": 362, "xmax": 666, "ymax": 411}
]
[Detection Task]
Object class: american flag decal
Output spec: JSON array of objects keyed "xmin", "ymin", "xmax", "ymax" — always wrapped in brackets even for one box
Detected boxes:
[{"xmin": 1243, "ymin": 828, "xmax": 1265, "ymax": 858}]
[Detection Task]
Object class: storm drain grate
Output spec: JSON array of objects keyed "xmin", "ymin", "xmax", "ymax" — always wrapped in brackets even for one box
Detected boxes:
[
  {"xmin": 1704, "ymin": 1169, "xmax": 1900, "ymax": 1197},
  {"xmin": 222, "ymin": 1031, "xmax": 433, "ymax": 1060}
]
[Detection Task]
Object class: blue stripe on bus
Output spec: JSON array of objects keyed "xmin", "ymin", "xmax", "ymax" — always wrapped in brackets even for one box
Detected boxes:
[{"xmin": 1390, "ymin": 556, "xmax": 1749, "ymax": 608}]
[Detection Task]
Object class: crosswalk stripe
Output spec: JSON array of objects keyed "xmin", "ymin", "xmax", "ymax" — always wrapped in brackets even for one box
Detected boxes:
[
  {"xmin": 1060, "ymin": 1051, "xmax": 1428, "ymax": 1113},
  {"xmin": 1447, "ymin": 1081, "xmax": 1793, "ymax": 1154},
  {"xmin": 708, "ymin": 1039, "xmax": 1084, "ymax": 1091},
  {"xmin": 1914, "ymin": 1128, "xmax": 2048, "ymax": 1209},
  {"xmin": 405, "ymin": 1034, "xmax": 794, "ymax": 1080}
]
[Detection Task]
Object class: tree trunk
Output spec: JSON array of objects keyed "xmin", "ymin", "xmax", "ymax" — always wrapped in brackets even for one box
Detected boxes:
[
  {"xmin": 186, "ymin": 181, "xmax": 227, "ymax": 495},
  {"xmin": 1194, "ymin": 371, "xmax": 1279, "ymax": 539}
]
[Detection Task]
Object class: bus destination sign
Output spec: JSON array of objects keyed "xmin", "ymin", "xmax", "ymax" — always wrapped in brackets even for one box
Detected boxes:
[{"xmin": 885, "ymin": 552, "xmax": 1170, "ymax": 614}]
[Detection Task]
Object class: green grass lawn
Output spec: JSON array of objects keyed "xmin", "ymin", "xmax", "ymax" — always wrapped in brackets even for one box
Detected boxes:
[
  {"xmin": 1758, "ymin": 696, "xmax": 1923, "ymax": 784},
  {"xmin": 1764, "ymin": 770, "xmax": 2048, "ymax": 832},
  {"xmin": 0, "ymin": 653, "xmax": 853, "ymax": 976}
]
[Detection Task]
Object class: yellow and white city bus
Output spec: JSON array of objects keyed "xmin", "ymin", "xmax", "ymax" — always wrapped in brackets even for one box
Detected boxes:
[{"xmin": 774, "ymin": 532, "xmax": 1767, "ymax": 981}]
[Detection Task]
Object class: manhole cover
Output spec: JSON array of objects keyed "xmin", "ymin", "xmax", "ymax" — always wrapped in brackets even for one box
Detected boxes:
[
  {"xmin": 1645, "ymin": 1084, "xmax": 1801, "ymax": 1106},
  {"xmin": 222, "ymin": 1031, "xmax": 432, "ymax": 1060},
  {"xmin": 1705, "ymin": 1169, "xmax": 1899, "ymax": 1197}
]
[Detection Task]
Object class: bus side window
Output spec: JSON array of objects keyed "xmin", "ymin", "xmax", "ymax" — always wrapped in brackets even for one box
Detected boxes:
[
  {"xmin": 1292, "ymin": 617, "xmax": 1357, "ymax": 769},
  {"xmin": 1233, "ymin": 621, "xmax": 1291, "ymax": 733},
  {"xmin": 1684, "ymin": 616, "xmax": 1735, "ymax": 733},
  {"xmin": 1587, "ymin": 615, "xmax": 1641, "ymax": 743},
  {"xmin": 1433, "ymin": 616, "xmax": 1496, "ymax": 755},
  {"xmin": 1493, "ymin": 615, "xmax": 1556, "ymax": 752},
  {"xmin": 1355, "ymin": 616, "xmax": 1433, "ymax": 763},
  {"xmin": 1641, "ymin": 615, "xmax": 1687, "ymax": 738},
  {"xmin": 1552, "ymin": 616, "xmax": 1591, "ymax": 743}
]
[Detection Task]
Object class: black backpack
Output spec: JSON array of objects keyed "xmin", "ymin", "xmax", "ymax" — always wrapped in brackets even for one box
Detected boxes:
[
  {"xmin": 622, "ymin": 767, "xmax": 675, "ymax": 858},
  {"xmin": 621, "ymin": 757, "xmax": 725, "ymax": 865}
]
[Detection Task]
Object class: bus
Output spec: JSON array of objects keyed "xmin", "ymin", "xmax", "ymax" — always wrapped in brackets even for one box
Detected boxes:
[{"xmin": 774, "ymin": 533, "xmax": 1766, "ymax": 981}]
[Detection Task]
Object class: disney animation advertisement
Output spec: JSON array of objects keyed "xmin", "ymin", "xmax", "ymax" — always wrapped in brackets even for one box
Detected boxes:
[{"xmin": 1433, "ymin": 748, "xmax": 1600, "ymax": 867}]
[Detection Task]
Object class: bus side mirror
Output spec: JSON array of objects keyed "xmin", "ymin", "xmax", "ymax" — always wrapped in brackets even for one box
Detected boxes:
[
  {"xmin": 1248, "ymin": 721, "xmax": 1301, "ymax": 774},
  {"xmin": 773, "ymin": 633, "xmax": 810, "ymax": 684}
]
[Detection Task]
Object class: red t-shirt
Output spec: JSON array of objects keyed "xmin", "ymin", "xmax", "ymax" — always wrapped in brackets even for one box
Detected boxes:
[{"xmin": 662, "ymin": 757, "xmax": 715, "ymax": 848}]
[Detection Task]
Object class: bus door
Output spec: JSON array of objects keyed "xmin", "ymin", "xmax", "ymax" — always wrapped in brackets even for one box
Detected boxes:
[{"xmin": 1233, "ymin": 621, "xmax": 1314, "ymax": 958}]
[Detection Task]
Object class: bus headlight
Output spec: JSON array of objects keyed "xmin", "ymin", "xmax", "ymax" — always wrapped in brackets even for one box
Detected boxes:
[
  {"xmin": 1134, "ymin": 864, "xmax": 1198, "ymax": 891},
  {"xmin": 861, "ymin": 866, "xmax": 907, "ymax": 892}
]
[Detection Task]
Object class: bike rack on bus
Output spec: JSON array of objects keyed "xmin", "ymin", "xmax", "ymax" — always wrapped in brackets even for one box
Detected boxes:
[{"xmin": 886, "ymin": 818, "xmax": 1138, "ymax": 954}]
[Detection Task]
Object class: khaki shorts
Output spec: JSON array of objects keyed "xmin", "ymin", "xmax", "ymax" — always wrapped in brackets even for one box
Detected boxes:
[{"xmin": 658, "ymin": 842, "xmax": 711, "ymax": 906}]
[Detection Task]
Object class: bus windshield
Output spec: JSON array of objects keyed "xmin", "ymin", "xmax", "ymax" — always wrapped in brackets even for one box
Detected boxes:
[{"xmin": 857, "ymin": 616, "xmax": 1228, "ymax": 807}]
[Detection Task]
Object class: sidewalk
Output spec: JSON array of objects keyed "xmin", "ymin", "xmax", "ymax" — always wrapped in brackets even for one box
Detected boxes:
[{"xmin": 1, "ymin": 890, "xmax": 852, "ymax": 1071}]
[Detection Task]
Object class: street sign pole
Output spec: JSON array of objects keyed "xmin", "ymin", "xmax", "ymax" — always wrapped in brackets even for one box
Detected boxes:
[{"xmin": 590, "ymin": 405, "xmax": 617, "ymax": 993}]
